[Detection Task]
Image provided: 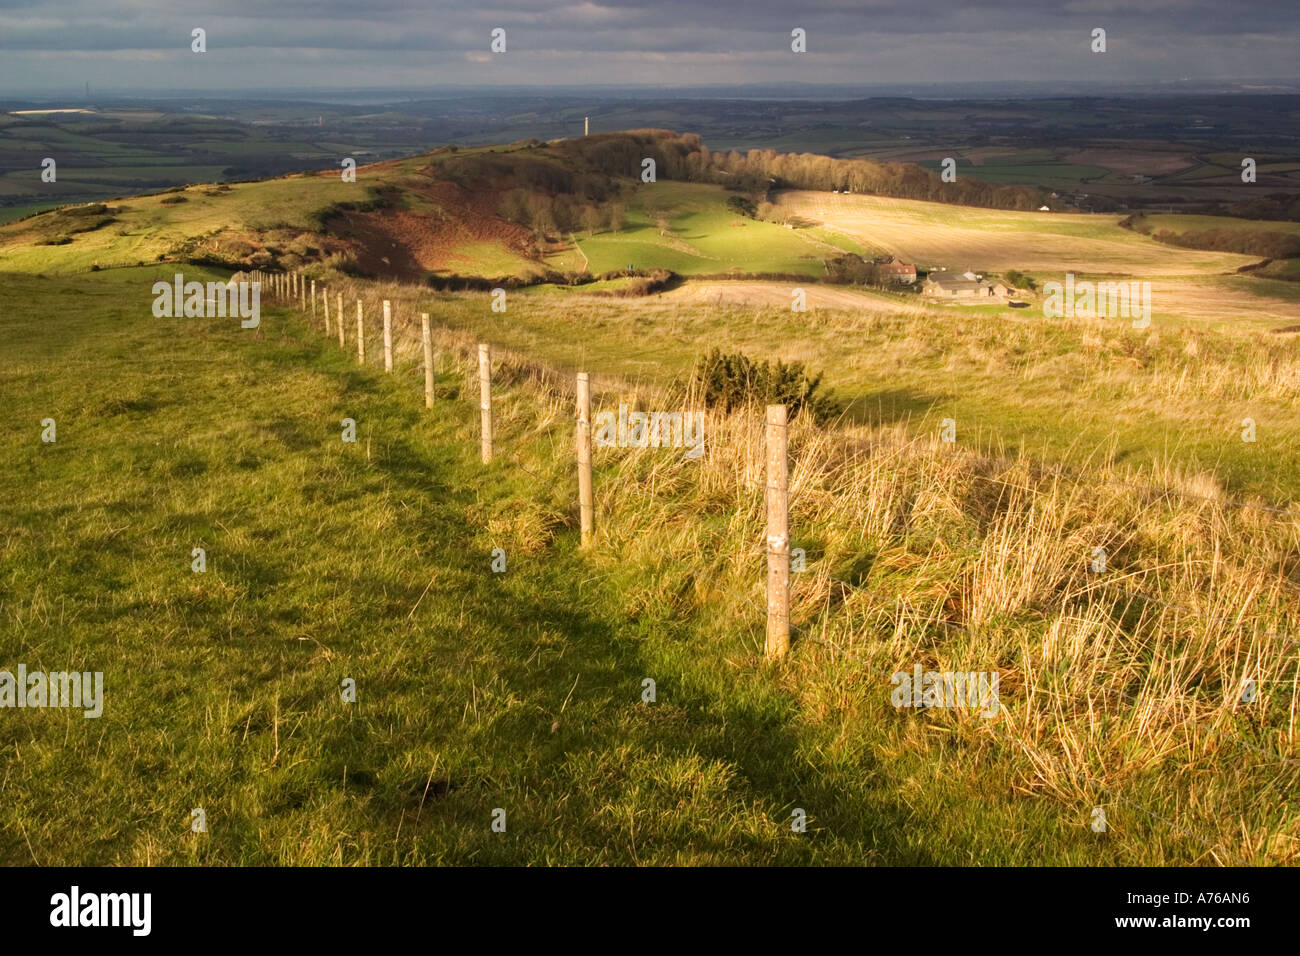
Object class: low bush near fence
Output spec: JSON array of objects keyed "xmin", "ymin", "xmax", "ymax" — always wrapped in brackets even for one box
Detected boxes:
[{"xmin": 690, "ymin": 347, "xmax": 841, "ymax": 423}]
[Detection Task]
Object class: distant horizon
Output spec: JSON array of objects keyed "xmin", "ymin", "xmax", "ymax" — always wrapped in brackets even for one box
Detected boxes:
[
  {"xmin": 3, "ymin": 0, "xmax": 1297, "ymax": 93},
  {"xmin": 6, "ymin": 77, "xmax": 1300, "ymax": 106}
]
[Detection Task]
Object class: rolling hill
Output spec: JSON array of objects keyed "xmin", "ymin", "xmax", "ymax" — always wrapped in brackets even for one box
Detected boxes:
[{"xmin": 2, "ymin": 129, "xmax": 1299, "ymax": 868}]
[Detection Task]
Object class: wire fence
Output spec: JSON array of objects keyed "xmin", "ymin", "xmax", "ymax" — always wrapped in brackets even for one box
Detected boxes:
[{"xmin": 253, "ymin": 268, "xmax": 1299, "ymax": 864}]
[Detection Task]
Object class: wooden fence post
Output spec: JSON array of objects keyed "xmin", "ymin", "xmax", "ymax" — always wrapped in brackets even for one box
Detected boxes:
[
  {"xmin": 421, "ymin": 313, "xmax": 434, "ymax": 408},
  {"xmin": 336, "ymin": 294, "xmax": 345, "ymax": 348},
  {"xmin": 382, "ymin": 300, "xmax": 393, "ymax": 373},
  {"xmin": 765, "ymin": 404, "xmax": 790, "ymax": 659},
  {"xmin": 311, "ymin": 279, "xmax": 317, "ymax": 318},
  {"xmin": 322, "ymin": 287, "xmax": 329, "ymax": 334},
  {"xmin": 478, "ymin": 344, "xmax": 492, "ymax": 464},
  {"xmin": 299, "ymin": 277, "xmax": 305, "ymax": 311},
  {"xmin": 576, "ymin": 372, "xmax": 594, "ymax": 546},
  {"xmin": 356, "ymin": 301, "xmax": 365, "ymax": 364}
]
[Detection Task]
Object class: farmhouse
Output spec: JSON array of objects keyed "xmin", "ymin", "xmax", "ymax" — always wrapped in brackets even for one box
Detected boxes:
[{"xmin": 876, "ymin": 261, "xmax": 917, "ymax": 283}]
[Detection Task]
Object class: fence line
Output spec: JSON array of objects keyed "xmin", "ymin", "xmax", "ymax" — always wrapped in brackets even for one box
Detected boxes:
[{"xmin": 254, "ymin": 268, "xmax": 1294, "ymax": 864}]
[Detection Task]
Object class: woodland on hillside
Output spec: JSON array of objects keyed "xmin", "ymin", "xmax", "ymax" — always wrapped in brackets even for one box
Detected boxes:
[{"xmin": 464, "ymin": 130, "xmax": 1048, "ymax": 241}]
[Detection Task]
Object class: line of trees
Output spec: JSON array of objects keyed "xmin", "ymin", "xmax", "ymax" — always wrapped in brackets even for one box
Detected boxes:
[
  {"xmin": 1121, "ymin": 212, "xmax": 1300, "ymax": 258},
  {"xmin": 556, "ymin": 130, "xmax": 1047, "ymax": 211}
]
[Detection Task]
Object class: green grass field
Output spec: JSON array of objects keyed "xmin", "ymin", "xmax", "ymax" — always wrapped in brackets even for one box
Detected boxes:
[
  {"xmin": 4, "ymin": 265, "xmax": 1295, "ymax": 865},
  {"xmin": 556, "ymin": 181, "xmax": 854, "ymax": 276},
  {"xmin": 388, "ymin": 285, "xmax": 1300, "ymax": 504},
  {"xmin": 4, "ymin": 266, "xmax": 1170, "ymax": 866},
  {"xmin": 917, "ymin": 158, "xmax": 1109, "ymax": 186},
  {"xmin": 1138, "ymin": 214, "xmax": 1300, "ymax": 237}
]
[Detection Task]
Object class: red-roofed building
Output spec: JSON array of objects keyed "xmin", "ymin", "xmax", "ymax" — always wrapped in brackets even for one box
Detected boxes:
[{"xmin": 876, "ymin": 262, "xmax": 917, "ymax": 283}]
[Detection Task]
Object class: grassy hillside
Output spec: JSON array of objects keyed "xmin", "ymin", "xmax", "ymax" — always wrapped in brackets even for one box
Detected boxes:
[
  {"xmin": 0, "ymin": 268, "xmax": 1092, "ymax": 865},
  {"xmin": 569, "ymin": 181, "xmax": 863, "ymax": 276},
  {"xmin": 1138, "ymin": 214, "xmax": 1300, "ymax": 237},
  {"xmin": 776, "ymin": 191, "xmax": 1261, "ymax": 275},
  {"xmin": 0, "ymin": 141, "xmax": 852, "ymax": 281},
  {"xmin": 3, "ymin": 128, "xmax": 1296, "ymax": 320},
  {"xmin": 2, "ymin": 266, "xmax": 1296, "ymax": 865},
  {"xmin": 300, "ymin": 275, "xmax": 1300, "ymax": 505},
  {"xmin": 1122, "ymin": 212, "xmax": 1300, "ymax": 262}
]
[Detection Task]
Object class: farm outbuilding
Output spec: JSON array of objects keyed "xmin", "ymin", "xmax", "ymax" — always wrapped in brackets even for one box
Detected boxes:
[{"xmin": 922, "ymin": 275, "xmax": 994, "ymax": 298}]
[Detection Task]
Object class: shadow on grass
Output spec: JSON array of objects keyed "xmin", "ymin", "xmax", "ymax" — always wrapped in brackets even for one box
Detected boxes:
[
  {"xmin": 329, "ymin": 362, "xmax": 938, "ymax": 865},
  {"xmin": 840, "ymin": 388, "xmax": 949, "ymax": 428}
]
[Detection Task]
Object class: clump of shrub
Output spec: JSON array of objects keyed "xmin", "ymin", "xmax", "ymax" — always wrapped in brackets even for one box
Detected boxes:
[
  {"xmin": 689, "ymin": 347, "xmax": 841, "ymax": 423},
  {"xmin": 38, "ymin": 203, "xmax": 116, "ymax": 242},
  {"xmin": 1003, "ymin": 269, "xmax": 1035, "ymax": 290},
  {"xmin": 160, "ymin": 195, "xmax": 188, "ymax": 205},
  {"xmin": 611, "ymin": 268, "xmax": 675, "ymax": 296},
  {"xmin": 313, "ymin": 191, "xmax": 397, "ymax": 231},
  {"xmin": 824, "ymin": 253, "xmax": 874, "ymax": 284},
  {"xmin": 726, "ymin": 195, "xmax": 757, "ymax": 218}
]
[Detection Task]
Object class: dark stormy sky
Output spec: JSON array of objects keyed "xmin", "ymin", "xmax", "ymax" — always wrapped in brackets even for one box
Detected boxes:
[{"xmin": 2, "ymin": 0, "xmax": 1297, "ymax": 93}]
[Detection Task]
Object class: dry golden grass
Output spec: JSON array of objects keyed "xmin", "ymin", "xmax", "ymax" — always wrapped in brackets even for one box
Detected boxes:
[
  {"xmin": 279, "ymin": 270, "xmax": 1300, "ymax": 863},
  {"xmin": 775, "ymin": 190, "xmax": 1258, "ymax": 276}
]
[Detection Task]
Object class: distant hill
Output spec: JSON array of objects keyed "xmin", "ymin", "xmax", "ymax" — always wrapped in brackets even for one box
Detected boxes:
[{"xmin": 0, "ymin": 129, "xmax": 1053, "ymax": 285}]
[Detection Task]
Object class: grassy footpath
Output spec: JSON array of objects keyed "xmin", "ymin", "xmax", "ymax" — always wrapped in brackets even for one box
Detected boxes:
[{"xmin": 0, "ymin": 268, "xmax": 1233, "ymax": 864}]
